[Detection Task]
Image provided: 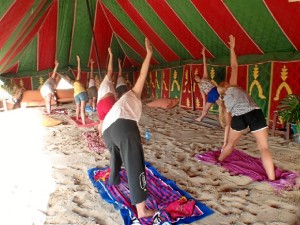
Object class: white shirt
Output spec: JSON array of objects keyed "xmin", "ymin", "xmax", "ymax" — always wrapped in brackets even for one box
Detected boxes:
[
  {"xmin": 102, "ymin": 90, "xmax": 142, "ymax": 133},
  {"xmin": 97, "ymin": 75, "xmax": 117, "ymax": 102}
]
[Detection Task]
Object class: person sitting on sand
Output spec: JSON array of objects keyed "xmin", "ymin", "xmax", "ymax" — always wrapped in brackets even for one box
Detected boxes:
[
  {"xmin": 116, "ymin": 58, "xmax": 128, "ymax": 99},
  {"xmin": 217, "ymin": 35, "xmax": 275, "ymax": 180},
  {"xmin": 194, "ymin": 47, "xmax": 222, "ymax": 124},
  {"xmin": 87, "ymin": 59, "xmax": 98, "ymax": 112},
  {"xmin": 40, "ymin": 60, "xmax": 59, "ymax": 114},
  {"xmin": 96, "ymin": 47, "xmax": 117, "ymax": 138},
  {"xmin": 101, "ymin": 38, "xmax": 157, "ymax": 219},
  {"xmin": 73, "ymin": 55, "xmax": 88, "ymax": 125}
]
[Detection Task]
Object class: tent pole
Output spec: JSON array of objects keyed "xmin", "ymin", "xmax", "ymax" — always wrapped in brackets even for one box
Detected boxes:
[{"xmin": 85, "ymin": 0, "xmax": 102, "ymax": 79}]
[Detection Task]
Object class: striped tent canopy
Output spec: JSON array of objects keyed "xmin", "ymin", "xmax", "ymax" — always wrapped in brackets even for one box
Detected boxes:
[{"xmin": 1, "ymin": 0, "xmax": 300, "ymax": 76}]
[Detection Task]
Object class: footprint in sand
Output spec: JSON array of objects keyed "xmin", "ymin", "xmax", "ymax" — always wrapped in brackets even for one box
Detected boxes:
[
  {"xmin": 176, "ymin": 152, "xmax": 186, "ymax": 162},
  {"xmin": 154, "ymin": 152, "xmax": 162, "ymax": 159}
]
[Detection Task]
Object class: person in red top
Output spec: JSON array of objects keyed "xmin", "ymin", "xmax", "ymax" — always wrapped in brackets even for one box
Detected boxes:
[{"xmin": 96, "ymin": 48, "xmax": 117, "ymax": 138}]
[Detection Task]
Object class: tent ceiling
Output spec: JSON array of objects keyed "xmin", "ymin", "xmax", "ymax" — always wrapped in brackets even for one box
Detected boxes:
[{"xmin": 0, "ymin": 0, "xmax": 299, "ymax": 76}]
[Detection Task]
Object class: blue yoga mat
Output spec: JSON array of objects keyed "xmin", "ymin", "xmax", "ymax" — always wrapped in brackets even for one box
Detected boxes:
[{"xmin": 88, "ymin": 162, "xmax": 214, "ymax": 225}]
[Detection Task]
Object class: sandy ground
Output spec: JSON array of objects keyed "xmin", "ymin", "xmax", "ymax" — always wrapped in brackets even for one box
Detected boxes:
[{"xmin": 1, "ymin": 102, "xmax": 300, "ymax": 225}]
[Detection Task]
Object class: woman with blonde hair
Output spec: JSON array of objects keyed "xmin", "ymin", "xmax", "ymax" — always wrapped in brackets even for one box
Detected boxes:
[{"xmin": 217, "ymin": 35, "xmax": 275, "ymax": 180}]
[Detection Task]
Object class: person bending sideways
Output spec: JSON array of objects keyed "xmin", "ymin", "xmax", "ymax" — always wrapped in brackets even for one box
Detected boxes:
[
  {"xmin": 101, "ymin": 38, "xmax": 156, "ymax": 218},
  {"xmin": 217, "ymin": 35, "xmax": 275, "ymax": 181},
  {"xmin": 40, "ymin": 60, "xmax": 59, "ymax": 114},
  {"xmin": 194, "ymin": 47, "xmax": 222, "ymax": 125},
  {"xmin": 96, "ymin": 47, "xmax": 117, "ymax": 138}
]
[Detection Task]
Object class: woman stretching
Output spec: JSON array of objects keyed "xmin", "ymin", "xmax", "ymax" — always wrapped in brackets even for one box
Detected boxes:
[
  {"xmin": 73, "ymin": 55, "xmax": 88, "ymax": 124},
  {"xmin": 217, "ymin": 35, "xmax": 275, "ymax": 180},
  {"xmin": 101, "ymin": 38, "xmax": 156, "ymax": 219},
  {"xmin": 195, "ymin": 47, "xmax": 221, "ymax": 123},
  {"xmin": 96, "ymin": 48, "xmax": 117, "ymax": 138},
  {"xmin": 40, "ymin": 60, "xmax": 59, "ymax": 114},
  {"xmin": 87, "ymin": 59, "xmax": 98, "ymax": 112}
]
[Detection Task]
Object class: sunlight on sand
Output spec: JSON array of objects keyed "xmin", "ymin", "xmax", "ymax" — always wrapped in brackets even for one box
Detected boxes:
[{"xmin": 0, "ymin": 108, "xmax": 56, "ymax": 225}]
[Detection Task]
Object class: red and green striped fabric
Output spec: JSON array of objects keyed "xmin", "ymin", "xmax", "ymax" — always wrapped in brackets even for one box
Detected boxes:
[
  {"xmin": 1, "ymin": 0, "xmax": 299, "ymax": 76},
  {"xmin": 1, "ymin": 0, "xmax": 300, "ymax": 123}
]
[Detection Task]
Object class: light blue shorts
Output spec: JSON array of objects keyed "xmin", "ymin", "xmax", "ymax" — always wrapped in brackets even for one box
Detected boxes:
[{"xmin": 74, "ymin": 91, "xmax": 88, "ymax": 104}]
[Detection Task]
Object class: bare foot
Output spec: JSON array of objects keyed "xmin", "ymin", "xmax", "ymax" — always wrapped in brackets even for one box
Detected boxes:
[
  {"xmin": 136, "ymin": 201, "xmax": 156, "ymax": 219},
  {"xmin": 137, "ymin": 209, "xmax": 156, "ymax": 219},
  {"xmin": 195, "ymin": 117, "xmax": 202, "ymax": 122}
]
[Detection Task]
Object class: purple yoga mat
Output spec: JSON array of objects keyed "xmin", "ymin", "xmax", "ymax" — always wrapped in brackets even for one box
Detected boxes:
[{"xmin": 195, "ymin": 149, "xmax": 300, "ymax": 191}]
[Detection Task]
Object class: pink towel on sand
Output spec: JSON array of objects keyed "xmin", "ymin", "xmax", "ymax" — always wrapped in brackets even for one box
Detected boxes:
[
  {"xmin": 195, "ymin": 149, "xmax": 300, "ymax": 191},
  {"xmin": 82, "ymin": 130, "xmax": 106, "ymax": 154}
]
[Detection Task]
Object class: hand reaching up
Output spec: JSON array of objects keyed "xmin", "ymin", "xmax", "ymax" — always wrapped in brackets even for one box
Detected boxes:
[
  {"xmin": 229, "ymin": 35, "xmax": 235, "ymax": 50},
  {"xmin": 201, "ymin": 47, "xmax": 206, "ymax": 55},
  {"xmin": 108, "ymin": 47, "xmax": 112, "ymax": 56},
  {"xmin": 145, "ymin": 38, "xmax": 153, "ymax": 55},
  {"xmin": 54, "ymin": 60, "xmax": 59, "ymax": 67}
]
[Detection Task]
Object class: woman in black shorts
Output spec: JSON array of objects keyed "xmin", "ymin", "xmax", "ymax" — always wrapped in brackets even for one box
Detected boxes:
[{"xmin": 217, "ymin": 35, "xmax": 275, "ymax": 181}]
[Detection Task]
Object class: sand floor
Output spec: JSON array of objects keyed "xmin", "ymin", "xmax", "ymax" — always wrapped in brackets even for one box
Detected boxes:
[{"xmin": 1, "ymin": 102, "xmax": 299, "ymax": 225}]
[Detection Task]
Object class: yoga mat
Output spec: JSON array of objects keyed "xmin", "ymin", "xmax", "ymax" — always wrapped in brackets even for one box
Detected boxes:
[
  {"xmin": 181, "ymin": 116, "xmax": 220, "ymax": 129},
  {"xmin": 88, "ymin": 162, "xmax": 214, "ymax": 225},
  {"xmin": 70, "ymin": 116, "xmax": 99, "ymax": 128},
  {"xmin": 195, "ymin": 149, "xmax": 300, "ymax": 191},
  {"xmin": 82, "ymin": 130, "xmax": 106, "ymax": 154}
]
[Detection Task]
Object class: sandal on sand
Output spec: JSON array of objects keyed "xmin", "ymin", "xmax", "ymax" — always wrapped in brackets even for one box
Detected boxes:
[{"xmin": 152, "ymin": 211, "xmax": 161, "ymax": 225}]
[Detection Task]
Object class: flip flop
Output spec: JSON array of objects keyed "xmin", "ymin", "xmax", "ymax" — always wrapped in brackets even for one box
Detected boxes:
[
  {"xmin": 131, "ymin": 217, "xmax": 141, "ymax": 225},
  {"xmin": 152, "ymin": 211, "xmax": 161, "ymax": 225}
]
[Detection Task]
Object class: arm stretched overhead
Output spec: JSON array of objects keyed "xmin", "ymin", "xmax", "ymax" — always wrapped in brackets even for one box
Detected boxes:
[
  {"xmin": 90, "ymin": 59, "xmax": 94, "ymax": 79},
  {"xmin": 201, "ymin": 47, "xmax": 208, "ymax": 79},
  {"xmin": 107, "ymin": 47, "xmax": 113, "ymax": 81},
  {"xmin": 132, "ymin": 38, "xmax": 153, "ymax": 99},
  {"xmin": 118, "ymin": 58, "xmax": 122, "ymax": 77},
  {"xmin": 228, "ymin": 35, "xmax": 238, "ymax": 86},
  {"xmin": 76, "ymin": 55, "xmax": 81, "ymax": 81},
  {"xmin": 51, "ymin": 60, "xmax": 59, "ymax": 79}
]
